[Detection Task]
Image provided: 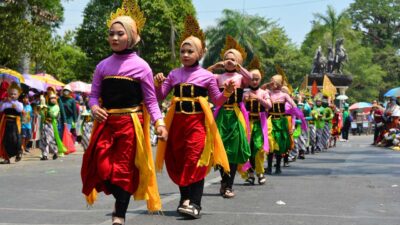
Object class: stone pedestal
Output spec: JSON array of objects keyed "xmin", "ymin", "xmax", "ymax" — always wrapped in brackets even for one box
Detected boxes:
[{"xmin": 307, "ymin": 73, "xmax": 352, "ymax": 108}]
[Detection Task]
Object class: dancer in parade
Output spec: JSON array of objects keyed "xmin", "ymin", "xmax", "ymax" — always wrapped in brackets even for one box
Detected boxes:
[
  {"xmin": 0, "ymin": 82, "xmax": 23, "ymax": 164},
  {"xmin": 294, "ymin": 101, "xmax": 307, "ymax": 160},
  {"xmin": 305, "ymin": 100, "xmax": 317, "ymax": 154},
  {"xmin": 155, "ymin": 15, "xmax": 231, "ymax": 218},
  {"xmin": 81, "ymin": 1, "xmax": 167, "ymax": 224},
  {"xmin": 266, "ymin": 75, "xmax": 297, "ymax": 174},
  {"xmin": 208, "ymin": 35, "xmax": 252, "ymax": 198},
  {"xmin": 314, "ymin": 95, "xmax": 325, "ymax": 152},
  {"xmin": 242, "ymin": 57, "xmax": 271, "ymax": 185},
  {"xmin": 322, "ymin": 99, "xmax": 334, "ymax": 149}
]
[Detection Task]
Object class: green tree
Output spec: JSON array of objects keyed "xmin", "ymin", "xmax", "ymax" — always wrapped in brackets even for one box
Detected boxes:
[
  {"xmin": 262, "ymin": 27, "xmax": 310, "ymax": 86},
  {"xmin": 75, "ymin": 0, "xmax": 195, "ymax": 80},
  {"xmin": 349, "ymin": 0, "xmax": 400, "ymax": 48},
  {"xmin": 302, "ymin": 5, "xmax": 356, "ymax": 57},
  {"xmin": 301, "ymin": 5, "xmax": 386, "ymax": 102},
  {"xmin": 0, "ymin": 0, "xmax": 63, "ymax": 70},
  {"xmin": 33, "ymin": 31, "xmax": 89, "ymax": 82},
  {"xmin": 203, "ymin": 9, "xmax": 271, "ymax": 67}
]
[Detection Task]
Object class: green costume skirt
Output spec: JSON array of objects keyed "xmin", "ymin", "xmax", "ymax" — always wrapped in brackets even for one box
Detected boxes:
[
  {"xmin": 250, "ymin": 119, "xmax": 264, "ymax": 157},
  {"xmin": 271, "ymin": 117, "xmax": 290, "ymax": 155},
  {"xmin": 216, "ymin": 108, "xmax": 251, "ymax": 164}
]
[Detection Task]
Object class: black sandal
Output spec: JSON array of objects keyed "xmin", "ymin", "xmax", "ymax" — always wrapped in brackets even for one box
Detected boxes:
[
  {"xmin": 222, "ymin": 188, "xmax": 235, "ymax": 198},
  {"xmin": 258, "ymin": 174, "xmax": 266, "ymax": 185},
  {"xmin": 178, "ymin": 203, "xmax": 201, "ymax": 219},
  {"xmin": 245, "ymin": 176, "xmax": 255, "ymax": 185}
]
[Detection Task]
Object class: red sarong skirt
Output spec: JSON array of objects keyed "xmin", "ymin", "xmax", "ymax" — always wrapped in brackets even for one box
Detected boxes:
[
  {"xmin": 165, "ymin": 113, "xmax": 208, "ymax": 187},
  {"xmin": 81, "ymin": 115, "xmax": 141, "ymax": 196}
]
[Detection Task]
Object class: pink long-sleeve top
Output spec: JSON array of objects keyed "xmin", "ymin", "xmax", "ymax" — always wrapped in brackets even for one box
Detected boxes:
[
  {"xmin": 89, "ymin": 52, "xmax": 162, "ymax": 123},
  {"xmin": 243, "ymin": 89, "xmax": 271, "ymax": 109},
  {"xmin": 156, "ymin": 65, "xmax": 227, "ymax": 106},
  {"xmin": 215, "ymin": 67, "xmax": 252, "ymax": 89}
]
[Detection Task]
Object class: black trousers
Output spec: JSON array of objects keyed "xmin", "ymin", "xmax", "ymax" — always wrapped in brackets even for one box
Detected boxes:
[
  {"xmin": 4, "ymin": 120, "xmax": 22, "ymax": 158},
  {"xmin": 179, "ymin": 179, "xmax": 204, "ymax": 207},
  {"xmin": 220, "ymin": 163, "xmax": 238, "ymax": 189},
  {"xmin": 342, "ymin": 128, "xmax": 349, "ymax": 140},
  {"xmin": 105, "ymin": 181, "xmax": 131, "ymax": 218}
]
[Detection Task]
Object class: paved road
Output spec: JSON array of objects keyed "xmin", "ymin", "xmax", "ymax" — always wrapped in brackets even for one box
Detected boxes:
[{"xmin": 1, "ymin": 135, "xmax": 399, "ymax": 225}]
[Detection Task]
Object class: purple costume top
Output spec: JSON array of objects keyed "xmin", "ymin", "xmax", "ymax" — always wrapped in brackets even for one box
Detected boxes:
[
  {"xmin": 0, "ymin": 100, "xmax": 23, "ymax": 112},
  {"xmin": 89, "ymin": 52, "xmax": 162, "ymax": 123},
  {"xmin": 156, "ymin": 65, "xmax": 226, "ymax": 105}
]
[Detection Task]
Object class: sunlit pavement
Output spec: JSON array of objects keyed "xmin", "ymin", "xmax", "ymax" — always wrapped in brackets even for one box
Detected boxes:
[{"xmin": 1, "ymin": 135, "xmax": 399, "ymax": 225}]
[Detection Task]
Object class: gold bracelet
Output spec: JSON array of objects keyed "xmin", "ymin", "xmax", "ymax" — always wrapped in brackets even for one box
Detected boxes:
[
  {"xmin": 223, "ymin": 90, "xmax": 232, "ymax": 98},
  {"xmin": 155, "ymin": 119, "xmax": 166, "ymax": 128}
]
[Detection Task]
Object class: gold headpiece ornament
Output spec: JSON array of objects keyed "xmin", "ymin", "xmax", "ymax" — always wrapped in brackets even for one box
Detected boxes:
[
  {"xmin": 248, "ymin": 56, "xmax": 264, "ymax": 78},
  {"xmin": 220, "ymin": 35, "xmax": 247, "ymax": 63},
  {"xmin": 180, "ymin": 15, "xmax": 206, "ymax": 50},
  {"xmin": 107, "ymin": 0, "xmax": 146, "ymax": 34},
  {"xmin": 7, "ymin": 81, "xmax": 22, "ymax": 94},
  {"xmin": 275, "ymin": 64, "xmax": 293, "ymax": 94}
]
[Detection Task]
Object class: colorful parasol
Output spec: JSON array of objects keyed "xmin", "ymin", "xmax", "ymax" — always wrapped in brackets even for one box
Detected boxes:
[
  {"xmin": 67, "ymin": 81, "xmax": 91, "ymax": 93},
  {"xmin": 349, "ymin": 102, "xmax": 372, "ymax": 112},
  {"xmin": 0, "ymin": 68, "xmax": 25, "ymax": 83},
  {"xmin": 31, "ymin": 73, "xmax": 65, "ymax": 87},
  {"xmin": 22, "ymin": 74, "xmax": 47, "ymax": 92},
  {"xmin": 384, "ymin": 87, "xmax": 400, "ymax": 98}
]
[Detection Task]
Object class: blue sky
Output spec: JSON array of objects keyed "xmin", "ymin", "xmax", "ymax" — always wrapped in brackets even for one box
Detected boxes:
[{"xmin": 58, "ymin": 0, "xmax": 354, "ymax": 46}]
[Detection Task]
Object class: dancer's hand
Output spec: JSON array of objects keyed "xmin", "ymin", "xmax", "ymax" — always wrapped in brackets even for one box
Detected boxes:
[
  {"xmin": 91, "ymin": 105, "xmax": 108, "ymax": 123},
  {"xmin": 156, "ymin": 126, "xmax": 168, "ymax": 141},
  {"xmin": 249, "ymin": 92, "xmax": 258, "ymax": 100},
  {"xmin": 207, "ymin": 61, "xmax": 224, "ymax": 71},
  {"xmin": 154, "ymin": 73, "xmax": 166, "ymax": 86}
]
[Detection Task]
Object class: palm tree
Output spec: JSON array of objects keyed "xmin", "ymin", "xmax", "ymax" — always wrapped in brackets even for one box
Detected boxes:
[
  {"xmin": 203, "ymin": 9, "xmax": 273, "ymax": 67},
  {"xmin": 312, "ymin": 5, "xmax": 353, "ymax": 48}
]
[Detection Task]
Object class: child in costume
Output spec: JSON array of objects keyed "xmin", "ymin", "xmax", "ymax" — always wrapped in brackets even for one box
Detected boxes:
[
  {"xmin": 242, "ymin": 57, "xmax": 271, "ymax": 185},
  {"xmin": 208, "ymin": 36, "xmax": 252, "ymax": 198},
  {"xmin": 80, "ymin": 1, "xmax": 167, "ymax": 224},
  {"xmin": 154, "ymin": 15, "xmax": 231, "ymax": 219},
  {"xmin": 39, "ymin": 92, "xmax": 66, "ymax": 160},
  {"xmin": 0, "ymin": 82, "xmax": 23, "ymax": 164},
  {"xmin": 21, "ymin": 93, "xmax": 33, "ymax": 153}
]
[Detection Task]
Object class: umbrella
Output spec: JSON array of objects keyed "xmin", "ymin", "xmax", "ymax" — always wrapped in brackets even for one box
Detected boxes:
[
  {"xmin": 22, "ymin": 74, "xmax": 47, "ymax": 92},
  {"xmin": 67, "ymin": 81, "xmax": 91, "ymax": 93},
  {"xmin": 0, "ymin": 68, "xmax": 25, "ymax": 83},
  {"xmin": 349, "ymin": 102, "xmax": 372, "ymax": 111},
  {"xmin": 384, "ymin": 87, "xmax": 400, "ymax": 97},
  {"xmin": 31, "ymin": 73, "xmax": 65, "ymax": 87},
  {"xmin": 336, "ymin": 94, "xmax": 348, "ymax": 100}
]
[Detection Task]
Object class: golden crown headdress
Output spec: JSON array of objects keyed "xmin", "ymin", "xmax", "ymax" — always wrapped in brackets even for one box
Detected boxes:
[
  {"xmin": 248, "ymin": 56, "xmax": 264, "ymax": 77},
  {"xmin": 220, "ymin": 35, "xmax": 247, "ymax": 61},
  {"xmin": 107, "ymin": 0, "xmax": 146, "ymax": 33},
  {"xmin": 180, "ymin": 15, "xmax": 206, "ymax": 49},
  {"xmin": 275, "ymin": 64, "xmax": 293, "ymax": 94}
]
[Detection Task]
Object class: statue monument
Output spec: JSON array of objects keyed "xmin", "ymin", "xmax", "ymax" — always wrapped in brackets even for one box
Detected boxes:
[{"xmin": 308, "ymin": 38, "xmax": 352, "ymax": 99}]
